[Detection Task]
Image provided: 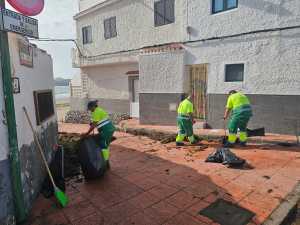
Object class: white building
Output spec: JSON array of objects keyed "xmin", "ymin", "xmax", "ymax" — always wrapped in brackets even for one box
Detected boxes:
[
  {"xmin": 0, "ymin": 33, "xmax": 57, "ymax": 223},
  {"xmin": 72, "ymin": 0, "xmax": 300, "ymax": 134}
]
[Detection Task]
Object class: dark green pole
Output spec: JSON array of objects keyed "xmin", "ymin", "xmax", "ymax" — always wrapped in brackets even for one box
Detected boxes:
[{"xmin": 0, "ymin": 0, "xmax": 27, "ymax": 222}]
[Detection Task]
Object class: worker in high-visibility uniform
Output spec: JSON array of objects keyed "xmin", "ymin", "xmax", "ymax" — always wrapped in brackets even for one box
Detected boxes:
[
  {"xmin": 83, "ymin": 100, "xmax": 116, "ymax": 162},
  {"xmin": 223, "ymin": 90, "xmax": 253, "ymax": 147},
  {"xmin": 176, "ymin": 95, "xmax": 197, "ymax": 146}
]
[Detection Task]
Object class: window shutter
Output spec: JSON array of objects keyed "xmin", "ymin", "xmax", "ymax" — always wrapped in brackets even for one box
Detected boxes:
[
  {"xmin": 104, "ymin": 19, "xmax": 110, "ymax": 39},
  {"xmin": 82, "ymin": 27, "xmax": 86, "ymax": 44},
  {"xmin": 87, "ymin": 26, "xmax": 92, "ymax": 43},
  {"xmin": 154, "ymin": 1, "xmax": 164, "ymax": 26},
  {"xmin": 110, "ymin": 17, "xmax": 117, "ymax": 37},
  {"xmin": 165, "ymin": 0, "xmax": 175, "ymax": 24}
]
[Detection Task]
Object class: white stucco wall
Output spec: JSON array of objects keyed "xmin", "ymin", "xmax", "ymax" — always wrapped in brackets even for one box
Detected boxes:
[
  {"xmin": 0, "ymin": 58, "xmax": 9, "ymax": 162},
  {"xmin": 8, "ymin": 34, "xmax": 57, "ymax": 148},
  {"xmin": 188, "ymin": 0, "xmax": 300, "ymax": 41},
  {"xmin": 79, "ymin": 0, "xmax": 108, "ymax": 12},
  {"xmin": 139, "ymin": 50, "xmax": 187, "ymax": 93},
  {"xmin": 75, "ymin": 0, "xmax": 187, "ymax": 56},
  {"xmin": 185, "ymin": 29, "xmax": 300, "ymax": 95},
  {"xmin": 82, "ymin": 63, "xmax": 138, "ymax": 99}
]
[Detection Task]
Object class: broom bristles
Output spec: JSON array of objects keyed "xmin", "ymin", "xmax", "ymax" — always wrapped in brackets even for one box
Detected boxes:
[{"xmin": 54, "ymin": 187, "xmax": 69, "ymax": 208}]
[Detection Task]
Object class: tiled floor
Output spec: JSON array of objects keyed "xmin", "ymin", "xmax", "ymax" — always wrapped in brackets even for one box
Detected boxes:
[{"xmin": 27, "ymin": 130, "xmax": 300, "ymax": 225}]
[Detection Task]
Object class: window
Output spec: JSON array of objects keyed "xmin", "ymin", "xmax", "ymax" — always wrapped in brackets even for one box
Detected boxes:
[
  {"xmin": 82, "ymin": 26, "xmax": 92, "ymax": 44},
  {"xmin": 104, "ymin": 17, "xmax": 117, "ymax": 39},
  {"xmin": 225, "ymin": 64, "xmax": 244, "ymax": 82},
  {"xmin": 33, "ymin": 90, "xmax": 55, "ymax": 125},
  {"xmin": 154, "ymin": 0, "xmax": 175, "ymax": 27},
  {"xmin": 212, "ymin": 0, "xmax": 238, "ymax": 14}
]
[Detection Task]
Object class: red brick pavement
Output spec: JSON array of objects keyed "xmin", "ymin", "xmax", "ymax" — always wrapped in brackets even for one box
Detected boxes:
[{"xmin": 26, "ymin": 126, "xmax": 300, "ymax": 225}]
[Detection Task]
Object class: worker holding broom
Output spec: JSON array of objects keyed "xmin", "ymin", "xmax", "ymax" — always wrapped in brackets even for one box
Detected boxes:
[
  {"xmin": 223, "ymin": 90, "xmax": 253, "ymax": 147},
  {"xmin": 176, "ymin": 94, "xmax": 198, "ymax": 146},
  {"xmin": 83, "ymin": 100, "xmax": 116, "ymax": 162}
]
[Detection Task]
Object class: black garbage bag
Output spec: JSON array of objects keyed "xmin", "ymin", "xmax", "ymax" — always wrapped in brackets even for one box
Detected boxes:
[
  {"xmin": 205, "ymin": 148, "xmax": 246, "ymax": 167},
  {"xmin": 78, "ymin": 135, "xmax": 108, "ymax": 180},
  {"xmin": 41, "ymin": 147, "xmax": 65, "ymax": 198},
  {"xmin": 220, "ymin": 148, "xmax": 246, "ymax": 166},
  {"xmin": 205, "ymin": 149, "xmax": 223, "ymax": 163}
]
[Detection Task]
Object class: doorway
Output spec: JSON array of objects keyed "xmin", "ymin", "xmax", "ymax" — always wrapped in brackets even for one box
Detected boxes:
[
  {"xmin": 130, "ymin": 76, "xmax": 139, "ymax": 118},
  {"xmin": 189, "ymin": 64, "xmax": 208, "ymax": 119}
]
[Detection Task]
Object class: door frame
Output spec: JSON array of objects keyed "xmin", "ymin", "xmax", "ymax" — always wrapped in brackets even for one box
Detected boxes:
[{"xmin": 128, "ymin": 75, "xmax": 139, "ymax": 118}]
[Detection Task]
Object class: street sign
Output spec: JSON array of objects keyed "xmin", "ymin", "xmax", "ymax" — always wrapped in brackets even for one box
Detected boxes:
[
  {"xmin": 0, "ymin": 8, "xmax": 38, "ymax": 38},
  {"xmin": 7, "ymin": 0, "xmax": 44, "ymax": 16}
]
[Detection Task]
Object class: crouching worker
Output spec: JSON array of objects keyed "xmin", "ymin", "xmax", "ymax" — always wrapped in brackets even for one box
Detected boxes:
[
  {"xmin": 176, "ymin": 95, "xmax": 197, "ymax": 146},
  {"xmin": 83, "ymin": 100, "xmax": 116, "ymax": 162},
  {"xmin": 223, "ymin": 90, "xmax": 253, "ymax": 147}
]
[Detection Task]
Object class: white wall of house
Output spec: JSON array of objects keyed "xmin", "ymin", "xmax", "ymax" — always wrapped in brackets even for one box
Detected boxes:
[
  {"xmin": 79, "ymin": 0, "xmax": 108, "ymax": 12},
  {"xmin": 82, "ymin": 63, "xmax": 138, "ymax": 99},
  {"xmin": 188, "ymin": 0, "xmax": 300, "ymax": 41},
  {"xmin": 0, "ymin": 57, "xmax": 9, "ymax": 162},
  {"xmin": 8, "ymin": 34, "xmax": 57, "ymax": 149},
  {"xmin": 185, "ymin": 29, "xmax": 300, "ymax": 95},
  {"xmin": 75, "ymin": 0, "xmax": 187, "ymax": 56},
  {"xmin": 139, "ymin": 50, "xmax": 187, "ymax": 93}
]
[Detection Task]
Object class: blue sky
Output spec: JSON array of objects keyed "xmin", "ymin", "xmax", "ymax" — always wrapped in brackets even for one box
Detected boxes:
[{"xmin": 7, "ymin": 0, "xmax": 79, "ymax": 79}]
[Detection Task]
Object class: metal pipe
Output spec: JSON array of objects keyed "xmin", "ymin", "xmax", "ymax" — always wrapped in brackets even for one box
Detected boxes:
[{"xmin": 0, "ymin": 1, "xmax": 27, "ymax": 222}]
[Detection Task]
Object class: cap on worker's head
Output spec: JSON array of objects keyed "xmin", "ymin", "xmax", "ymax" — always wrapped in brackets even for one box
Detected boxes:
[
  {"xmin": 87, "ymin": 100, "xmax": 98, "ymax": 110},
  {"xmin": 229, "ymin": 90, "xmax": 237, "ymax": 95}
]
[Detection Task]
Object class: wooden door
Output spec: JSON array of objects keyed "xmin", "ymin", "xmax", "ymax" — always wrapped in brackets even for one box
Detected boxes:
[{"xmin": 190, "ymin": 64, "xmax": 208, "ymax": 119}]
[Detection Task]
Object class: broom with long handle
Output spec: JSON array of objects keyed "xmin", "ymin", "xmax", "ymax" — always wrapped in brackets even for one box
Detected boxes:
[{"xmin": 23, "ymin": 107, "xmax": 68, "ymax": 207}]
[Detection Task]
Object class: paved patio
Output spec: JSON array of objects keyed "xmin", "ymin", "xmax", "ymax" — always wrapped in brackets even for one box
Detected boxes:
[{"xmin": 26, "ymin": 124, "xmax": 300, "ymax": 225}]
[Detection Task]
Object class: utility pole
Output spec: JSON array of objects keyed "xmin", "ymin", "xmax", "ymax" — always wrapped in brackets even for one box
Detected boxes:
[{"xmin": 0, "ymin": 0, "xmax": 27, "ymax": 222}]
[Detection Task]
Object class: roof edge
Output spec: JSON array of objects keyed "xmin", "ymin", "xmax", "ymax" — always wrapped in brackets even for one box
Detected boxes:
[{"xmin": 74, "ymin": 0, "xmax": 121, "ymax": 20}]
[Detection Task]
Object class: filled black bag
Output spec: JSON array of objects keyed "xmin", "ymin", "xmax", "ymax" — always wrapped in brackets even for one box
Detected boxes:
[
  {"xmin": 205, "ymin": 149, "xmax": 223, "ymax": 163},
  {"xmin": 220, "ymin": 148, "xmax": 245, "ymax": 166},
  {"xmin": 78, "ymin": 135, "xmax": 107, "ymax": 180},
  {"xmin": 205, "ymin": 148, "xmax": 246, "ymax": 167},
  {"xmin": 41, "ymin": 147, "xmax": 65, "ymax": 198}
]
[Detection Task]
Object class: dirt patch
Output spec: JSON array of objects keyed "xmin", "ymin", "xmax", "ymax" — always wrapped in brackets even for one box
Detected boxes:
[{"xmin": 59, "ymin": 133, "xmax": 82, "ymax": 179}]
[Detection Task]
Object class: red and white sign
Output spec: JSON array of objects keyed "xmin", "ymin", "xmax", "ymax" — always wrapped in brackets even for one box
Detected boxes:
[{"xmin": 7, "ymin": 0, "xmax": 44, "ymax": 16}]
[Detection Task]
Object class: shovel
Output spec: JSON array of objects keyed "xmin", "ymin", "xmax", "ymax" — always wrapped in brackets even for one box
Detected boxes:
[{"xmin": 23, "ymin": 107, "xmax": 69, "ymax": 208}]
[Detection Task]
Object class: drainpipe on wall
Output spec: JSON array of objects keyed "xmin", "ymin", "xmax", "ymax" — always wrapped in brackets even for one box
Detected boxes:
[{"xmin": 0, "ymin": 0, "xmax": 27, "ymax": 222}]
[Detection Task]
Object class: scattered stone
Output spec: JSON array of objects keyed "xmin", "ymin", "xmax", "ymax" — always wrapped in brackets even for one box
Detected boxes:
[
  {"xmin": 110, "ymin": 113, "xmax": 130, "ymax": 124},
  {"xmin": 263, "ymin": 175, "xmax": 271, "ymax": 179},
  {"xmin": 65, "ymin": 111, "xmax": 90, "ymax": 124}
]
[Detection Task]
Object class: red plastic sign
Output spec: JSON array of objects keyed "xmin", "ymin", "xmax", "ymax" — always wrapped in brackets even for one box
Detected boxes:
[{"xmin": 7, "ymin": 0, "xmax": 44, "ymax": 16}]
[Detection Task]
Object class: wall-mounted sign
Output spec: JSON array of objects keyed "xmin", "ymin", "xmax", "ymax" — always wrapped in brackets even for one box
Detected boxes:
[
  {"xmin": 19, "ymin": 39, "xmax": 33, "ymax": 67},
  {"xmin": 7, "ymin": 0, "xmax": 44, "ymax": 16},
  {"xmin": 12, "ymin": 77, "xmax": 20, "ymax": 94},
  {"xmin": 0, "ymin": 8, "xmax": 39, "ymax": 38}
]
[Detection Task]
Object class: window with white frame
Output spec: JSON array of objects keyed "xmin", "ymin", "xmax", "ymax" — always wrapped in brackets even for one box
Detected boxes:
[
  {"xmin": 82, "ymin": 26, "xmax": 92, "ymax": 44},
  {"xmin": 225, "ymin": 64, "xmax": 244, "ymax": 82},
  {"xmin": 154, "ymin": 0, "xmax": 175, "ymax": 27},
  {"xmin": 104, "ymin": 17, "xmax": 117, "ymax": 39},
  {"xmin": 212, "ymin": 0, "xmax": 238, "ymax": 14}
]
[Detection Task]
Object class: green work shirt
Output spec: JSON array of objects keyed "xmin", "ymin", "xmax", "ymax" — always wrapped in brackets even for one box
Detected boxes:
[
  {"xmin": 226, "ymin": 92, "xmax": 251, "ymax": 110},
  {"xmin": 177, "ymin": 98, "xmax": 194, "ymax": 115},
  {"xmin": 91, "ymin": 107, "xmax": 109, "ymax": 123}
]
